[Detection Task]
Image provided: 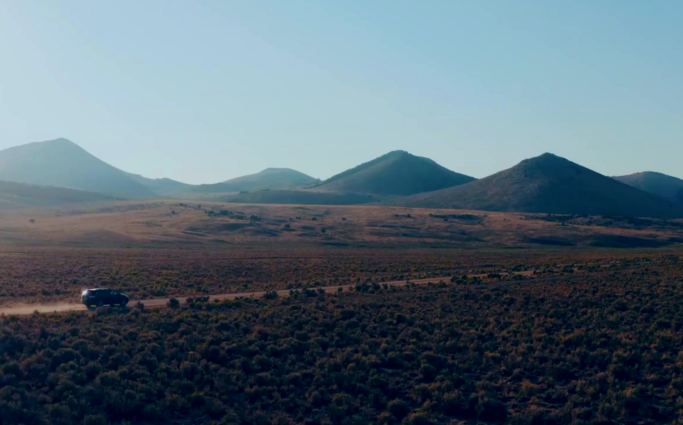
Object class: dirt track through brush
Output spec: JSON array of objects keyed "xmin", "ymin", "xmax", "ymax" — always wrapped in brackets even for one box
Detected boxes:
[{"xmin": 0, "ymin": 271, "xmax": 609, "ymax": 316}]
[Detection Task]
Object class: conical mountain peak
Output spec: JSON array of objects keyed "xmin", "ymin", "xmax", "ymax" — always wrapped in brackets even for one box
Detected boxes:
[
  {"xmin": 614, "ymin": 171, "xmax": 683, "ymax": 205},
  {"xmin": 315, "ymin": 150, "xmax": 475, "ymax": 196},
  {"xmin": 0, "ymin": 139, "xmax": 155, "ymax": 199},
  {"xmin": 400, "ymin": 153, "xmax": 681, "ymax": 218},
  {"xmin": 191, "ymin": 167, "xmax": 319, "ymax": 193}
]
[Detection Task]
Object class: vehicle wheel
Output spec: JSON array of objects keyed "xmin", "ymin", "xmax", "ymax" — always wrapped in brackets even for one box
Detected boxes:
[
  {"xmin": 96, "ymin": 301, "xmax": 103, "ymax": 308},
  {"xmin": 120, "ymin": 300, "xmax": 127, "ymax": 307}
]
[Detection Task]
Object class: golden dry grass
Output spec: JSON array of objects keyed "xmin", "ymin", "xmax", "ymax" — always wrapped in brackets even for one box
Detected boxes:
[
  {"xmin": 0, "ymin": 200, "xmax": 682, "ymax": 248},
  {"xmin": 0, "ymin": 200, "xmax": 683, "ymax": 248}
]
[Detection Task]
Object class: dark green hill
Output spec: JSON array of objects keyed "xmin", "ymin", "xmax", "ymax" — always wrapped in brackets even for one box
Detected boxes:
[
  {"xmin": 400, "ymin": 153, "xmax": 683, "ymax": 218},
  {"xmin": 126, "ymin": 172, "xmax": 194, "ymax": 197},
  {"xmin": 214, "ymin": 189, "xmax": 376, "ymax": 206},
  {"xmin": 0, "ymin": 138, "xmax": 155, "ymax": 199},
  {"xmin": 193, "ymin": 168, "xmax": 319, "ymax": 194},
  {"xmin": 314, "ymin": 150, "xmax": 475, "ymax": 196},
  {"xmin": 613, "ymin": 172, "xmax": 683, "ymax": 205},
  {"xmin": 0, "ymin": 180, "xmax": 116, "ymax": 209}
]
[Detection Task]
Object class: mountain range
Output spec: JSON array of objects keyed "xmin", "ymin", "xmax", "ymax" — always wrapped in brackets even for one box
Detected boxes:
[
  {"xmin": 313, "ymin": 150, "xmax": 476, "ymax": 196},
  {"xmin": 192, "ymin": 168, "xmax": 320, "ymax": 194},
  {"xmin": 200, "ymin": 151, "xmax": 476, "ymax": 205},
  {"xmin": 126, "ymin": 173, "xmax": 194, "ymax": 197},
  {"xmin": 399, "ymin": 153, "xmax": 681, "ymax": 218},
  {"xmin": 0, "ymin": 138, "xmax": 155, "ymax": 199},
  {"xmin": 613, "ymin": 172, "xmax": 683, "ymax": 205},
  {"xmin": 0, "ymin": 138, "xmax": 681, "ymax": 218}
]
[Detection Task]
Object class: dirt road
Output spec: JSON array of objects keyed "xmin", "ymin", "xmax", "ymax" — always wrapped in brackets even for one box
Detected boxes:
[
  {"xmin": 0, "ymin": 271, "xmax": 590, "ymax": 316},
  {"xmin": 0, "ymin": 276, "xmax": 448, "ymax": 316}
]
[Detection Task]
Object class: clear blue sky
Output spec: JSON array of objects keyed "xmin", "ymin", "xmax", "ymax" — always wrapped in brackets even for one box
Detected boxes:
[{"xmin": 1, "ymin": 1, "xmax": 681, "ymax": 184}]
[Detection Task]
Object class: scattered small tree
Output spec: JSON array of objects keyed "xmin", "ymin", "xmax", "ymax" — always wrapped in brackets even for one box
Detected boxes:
[
  {"xmin": 168, "ymin": 298, "xmax": 180, "ymax": 309},
  {"xmin": 387, "ymin": 399, "xmax": 410, "ymax": 420},
  {"xmin": 263, "ymin": 291, "xmax": 279, "ymax": 300}
]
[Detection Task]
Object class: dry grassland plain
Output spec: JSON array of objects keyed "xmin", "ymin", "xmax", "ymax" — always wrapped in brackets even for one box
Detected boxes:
[
  {"xmin": 0, "ymin": 200, "xmax": 681, "ymax": 307},
  {"xmin": 1, "ymin": 201, "xmax": 683, "ymax": 424},
  {"xmin": 1, "ymin": 200, "xmax": 682, "ymax": 249}
]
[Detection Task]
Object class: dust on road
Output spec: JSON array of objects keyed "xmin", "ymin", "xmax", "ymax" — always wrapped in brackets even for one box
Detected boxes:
[
  {"xmin": 0, "ymin": 270, "xmax": 586, "ymax": 317},
  {"xmin": 0, "ymin": 276, "xmax": 448, "ymax": 316}
]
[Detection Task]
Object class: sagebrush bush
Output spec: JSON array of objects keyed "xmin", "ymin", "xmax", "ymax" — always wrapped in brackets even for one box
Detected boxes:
[{"xmin": 0, "ymin": 254, "xmax": 681, "ymax": 424}]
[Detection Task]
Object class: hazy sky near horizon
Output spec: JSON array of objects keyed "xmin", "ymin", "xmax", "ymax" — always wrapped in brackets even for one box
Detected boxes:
[{"xmin": 1, "ymin": 1, "xmax": 682, "ymax": 184}]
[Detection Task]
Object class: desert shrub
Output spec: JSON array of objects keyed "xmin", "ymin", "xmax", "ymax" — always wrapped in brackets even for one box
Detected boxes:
[
  {"xmin": 263, "ymin": 290, "xmax": 279, "ymax": 300},
  {"xmin": 387, "ymin": 399, "xmax": 410, "ymax": 420},
  {"xmin": 83, "ymin": 415, "xmax": 109, "ymax": 425},
  {"xmin": 0, "ymin": 253, "xmax": 681, "ymax": 424}
]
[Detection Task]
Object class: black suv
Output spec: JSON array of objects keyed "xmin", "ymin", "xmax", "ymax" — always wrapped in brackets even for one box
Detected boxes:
[{"xmin": 81, "ymin": 288, "xmax": 129, "ymax": 307}]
